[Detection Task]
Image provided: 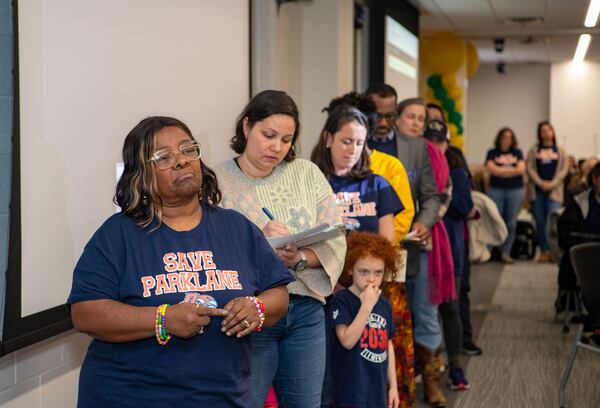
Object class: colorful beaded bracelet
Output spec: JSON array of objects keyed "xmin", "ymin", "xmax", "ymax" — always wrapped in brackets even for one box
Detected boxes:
[
  {"xmin": 246, "ymin": 296, "xmax": 266, "ymax": 332},
  {"xmin": 155, "ymin": 304, "xmax": 172, "ymax": 346}
]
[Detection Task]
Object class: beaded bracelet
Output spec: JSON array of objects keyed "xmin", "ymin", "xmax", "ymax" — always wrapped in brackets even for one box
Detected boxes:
[
  {"xmin": 246, "ymin": 296, "xmax": 266, "ymax": 332},
  {"xmin": 155, "ymin": 304, "xmax": 172, "ymax": 346}
]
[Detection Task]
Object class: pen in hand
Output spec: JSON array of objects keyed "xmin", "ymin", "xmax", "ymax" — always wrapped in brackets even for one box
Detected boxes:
[{"xmin": 262, "ymin": 207, "xmax": 275, "ymax": 221}]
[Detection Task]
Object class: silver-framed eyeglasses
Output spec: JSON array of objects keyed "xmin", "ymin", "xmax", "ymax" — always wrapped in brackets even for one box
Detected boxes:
[{"xmin": 148, "ymin": 141, "xmax": 202, "ymax": 170}]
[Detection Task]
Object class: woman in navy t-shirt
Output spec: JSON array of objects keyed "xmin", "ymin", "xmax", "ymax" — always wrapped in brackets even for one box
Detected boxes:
[
  {"xmin": 311, "ymin": 105, "xmax": 404, "ymax": 240},
  {"xmin": 68, "ymin": 117, "xmax": 293, "ymax": 408},
  {"xmin": 525, "ymin": 121, "xmax": 570, "ymax": 262},
  {"xmin": 485, "ymin": 127, "xmax": 525, "ymax": 263}
]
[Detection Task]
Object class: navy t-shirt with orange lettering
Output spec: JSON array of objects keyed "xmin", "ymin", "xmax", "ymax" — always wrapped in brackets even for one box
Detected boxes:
[
  {"xmin": 329, "ymin": 289, "xmax": 394, "ymax": 407},
  {"xmin": 329, "ymin": 173, "xmax": 404, "ymax": 234},
  {"xmin": 67, "ymin": 205, "xmax": 293, "ymax": 408}
]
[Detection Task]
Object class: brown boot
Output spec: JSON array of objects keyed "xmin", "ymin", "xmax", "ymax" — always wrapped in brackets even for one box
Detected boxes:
[{"xmin": 415, "ymin": 344, "xmax": 447, "ymax": 407}]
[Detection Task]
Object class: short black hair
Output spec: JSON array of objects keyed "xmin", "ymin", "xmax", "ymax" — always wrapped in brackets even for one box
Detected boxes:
[
  {"xmin": 230, "ymin": 90, "xmax": 300, "ymax": 162},
  {"xmin": 365, "ymin": 83, "xmax": 397, "ymax": 100}
]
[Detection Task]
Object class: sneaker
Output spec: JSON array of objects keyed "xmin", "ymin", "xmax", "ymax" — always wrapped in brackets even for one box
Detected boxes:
[
  {"xmin": 501, "ymin": 254, "xmax": 515, "ymax": 264},
  {"xmin": 461, "ymin": 341, "xmax": 482, "ymax": 356},
  {"xmin": 447, "ymin": 366, "xmax": 470, "ymax": 391},
  {"xmin": 538, "ymin": 251, "xmax": 551, "ymax": 263}
]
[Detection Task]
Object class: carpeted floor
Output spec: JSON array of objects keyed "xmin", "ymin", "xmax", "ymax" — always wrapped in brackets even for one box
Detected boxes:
[{"xmin": 414, "ymin": 260, "xmax": 600, "ymax": 408}]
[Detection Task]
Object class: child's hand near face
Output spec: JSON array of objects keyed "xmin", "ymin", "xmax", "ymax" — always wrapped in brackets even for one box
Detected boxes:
[{"xmin": 359, "ymin": 284, "xmax": 381, "ymax": 311}]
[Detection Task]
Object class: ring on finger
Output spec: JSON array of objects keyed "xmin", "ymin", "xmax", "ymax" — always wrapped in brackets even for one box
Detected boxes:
[{"xmin": 243, "ymin": 319, "xmax": 250, "ymax": 328}]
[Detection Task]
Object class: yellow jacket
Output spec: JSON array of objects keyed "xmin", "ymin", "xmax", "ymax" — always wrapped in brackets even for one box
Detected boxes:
[{"xmin": 370, "ymin": 149, "xmax": 415, "ymax": 244}]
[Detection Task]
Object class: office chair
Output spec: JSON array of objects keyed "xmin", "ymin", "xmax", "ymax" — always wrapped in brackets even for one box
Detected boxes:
[{"xmin": 558, "ymin": 242, "xmax": 600, "ymax": 408}]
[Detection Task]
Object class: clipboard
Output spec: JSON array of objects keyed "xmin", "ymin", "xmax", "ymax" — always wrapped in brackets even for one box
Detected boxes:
[{"xmin": 267, "ymin": 223, "xmax": 345, "ymax": 249}]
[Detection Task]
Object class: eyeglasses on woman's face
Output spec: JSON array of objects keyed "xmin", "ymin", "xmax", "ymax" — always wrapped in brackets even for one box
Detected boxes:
[{"xmin": 148, "ymin": 141, "xmax": 202, "ymax": 170}]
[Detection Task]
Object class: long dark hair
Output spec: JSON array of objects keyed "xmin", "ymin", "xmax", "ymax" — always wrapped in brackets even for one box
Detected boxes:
[
  {"xmin": 114, "ymin": 116, "xmax": 221, "ymax": 227},
  {"xmin": 537, "ymin": 120, "xmax": 556, "ymax": 146},
  {"xmin": 494, "ymin": 127, "xmax": 518, "ymax": 150},
  {"xmin": 230, "ymin": 90, "xmax": 300, "ymax": 162},
  {"xmin": 311, "ymin": 104, "xmax": 371, "ymax": 179}
]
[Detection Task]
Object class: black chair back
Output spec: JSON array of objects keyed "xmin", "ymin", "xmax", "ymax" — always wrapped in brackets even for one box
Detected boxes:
[{"xmin": 570, "ymin": 242, "xmax": 600, "ymax": 326}]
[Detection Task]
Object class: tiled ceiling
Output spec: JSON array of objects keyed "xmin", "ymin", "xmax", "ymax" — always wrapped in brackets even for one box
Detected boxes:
[{"xmin": 410, "ymin": 0, "xmax": 600, "ymax": 63}]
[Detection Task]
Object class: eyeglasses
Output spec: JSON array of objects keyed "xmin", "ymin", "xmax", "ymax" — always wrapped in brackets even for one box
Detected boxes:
[
  {"xmin": 148, "ymin": 142, "xmax": 202, "ymax": 170},
  {"xmin": 375, "ymin": 112, "xmax": 397, "ymax": 121}
]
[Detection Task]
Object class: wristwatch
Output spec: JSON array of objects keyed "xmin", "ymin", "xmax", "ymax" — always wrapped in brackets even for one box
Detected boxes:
[{"xmin": 293, "ymin": 250, "xmax": 308, "ymax": 272}]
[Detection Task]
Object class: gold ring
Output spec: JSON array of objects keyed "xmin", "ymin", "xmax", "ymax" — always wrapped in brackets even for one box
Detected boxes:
[{"xmin": 243, "ymin": 320, "xmax": 250, "ymax": 328}]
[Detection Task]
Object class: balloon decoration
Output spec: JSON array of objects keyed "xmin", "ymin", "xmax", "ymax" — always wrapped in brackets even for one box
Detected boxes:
[
  {"xmin": 466, "ymin": 41, "xmax": 479, "ymax": 79},
  {"xmin": 422, "ymin": 32, "xmax": 480, "ymax": 151}
]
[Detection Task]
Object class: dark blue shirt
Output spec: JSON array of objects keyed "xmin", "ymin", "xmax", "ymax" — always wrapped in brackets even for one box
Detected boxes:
[
  {"xmin": 329, "ymin": 173, "xmax": 404, "ymax": 234},
  {"xmin": 485, "ymin": 148, "xmax": 524, "ymax": 189},
  {"xmin": 444, "ymin": 167, "xmax": 473, "ymax": 277},
  {"xmin": 367, "ymin": 132, "xmax": 398, "ymax": 157},
  {"xmin": 586, "ymin": 192, "xmax": 600, "ymax": 234},
  {"xmin": 330, "ymin": 289, "xmax": 394, "ymax": 408},
  {"xmin": 535, "ymin": 145, "xmax": 559, "ymax": 182},
  {"xmin": 68, "ymin": 206, "xmax": 293, "ymax": 408}
]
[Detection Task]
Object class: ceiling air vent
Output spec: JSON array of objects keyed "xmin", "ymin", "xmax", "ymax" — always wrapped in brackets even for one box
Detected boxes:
[{"xmin": 504, "ymin": 16, "xmax": 545, "ymax": 25}]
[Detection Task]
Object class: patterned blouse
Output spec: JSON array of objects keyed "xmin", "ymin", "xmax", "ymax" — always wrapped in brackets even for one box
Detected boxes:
[{"xmin": 213, "ymin": 158, "xmax": 346, "ymax": 303}]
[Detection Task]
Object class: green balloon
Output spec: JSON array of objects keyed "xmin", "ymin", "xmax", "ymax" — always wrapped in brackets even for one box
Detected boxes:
[
  {"xmin": 427, "ymin": 75, "xmax": 442, "ymax": 88},
  {"xmin": 434, "ymin": 86, "xmax": 447, "ymax": 100},
  {"xmin": 458, "ymin": 125, "xmax": 464, "ymax": 135},
  {"xmin": 442, "ymin": 99, "xmax": 455, "ymax": 112},
  {"xmin": 449, "ymin": 111, "xmax": 462, "ymax": 124}
]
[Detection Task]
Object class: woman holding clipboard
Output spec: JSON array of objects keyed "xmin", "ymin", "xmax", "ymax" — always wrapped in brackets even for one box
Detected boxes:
[{"xmin": 214, "ymin": 90, "xmax": 346, "ymax": 407}]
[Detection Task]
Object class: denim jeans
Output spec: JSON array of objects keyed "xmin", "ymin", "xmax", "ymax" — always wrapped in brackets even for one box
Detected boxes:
[
  {"xmin": 488, "ymin": 186, "xmax": 524, "ymax": 256},
  {"xmin": 251, "ymin": 297, "xmax": 326, "ymax": 408},
  {"xmin": 531, "ymin": 190, "xmax": 561, "ymax": 251},
  {"xmin": 406, "ymin": 251, "xmax": 442, "ymax": 352}
]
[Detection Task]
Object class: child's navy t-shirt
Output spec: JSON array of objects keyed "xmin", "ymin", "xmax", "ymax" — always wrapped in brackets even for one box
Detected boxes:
[
  {"xmin": 329, "ymin": 289, "xmax": 395, "ymax": 407},
  {"xmin": 329, "ymin": 173, "xmax": 404, "ymax": 233},
  {"xmin": 485, "ymin": 148, "xmax": 524, "ymax": 189},
  {"xmin": 67, "ymin": 206, "xmax": 294, "ymax": 408}
]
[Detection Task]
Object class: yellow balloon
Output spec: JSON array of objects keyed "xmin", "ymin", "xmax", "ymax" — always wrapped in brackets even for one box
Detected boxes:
[
  {"xmin": 441, "ymin": 74, "xmax": 456, "ymax": 88},
  {"xmin": 426, "ymin": 88, "xmax": 435, "ymax": 102},
  {"xmin": 454, "ymin": 99, "xmax": 463, "ymax": 112},
  {"xmin": 448, "ymin": 123, "xmax": 458, "ymax": 136},
  {"xmin": 466, "ymin": 41, "xmax": 479, "ymax": 79},
  {"xmin": 448, "ymin": 86, "xmax": 463, "ymax": 100},
  {"xmin": 421, "ymin": 32, "xmax": 465, "ymax": 75},
  {"xmin": 451, "ymin": 135, "xmax": 464, "ymax": 150}
]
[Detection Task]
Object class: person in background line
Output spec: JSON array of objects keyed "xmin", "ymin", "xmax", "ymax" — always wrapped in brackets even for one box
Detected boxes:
[
  {"xmin": 426, "ymin": 103, "xmax": 445, "ymax": 123},
  {"xmin": 424, "ymin": 119, "xmax": 472, "ymax": 391},
  {"xmin": 329, "ymin": 232, "xmax": 401, "ymax": 408},
  {"xmin": 557, "ymin": 162, "xmax": 600, "ymax": 334},
  {"xmin": 311, "ymin": 104, "xmax": 403, "ymax": 240},
  {"xmin": 526, "ymin": 121, "xmax": 570, "ymax": 263},
  {"xmin": 214, "ymin": 90, "xmax": 346, "ymax": 407},
  {"xmin": 485, "ymin": 127, "xmax": 526, "ymax": 264},
  {"xmin": 321, "ymin": 93, "xmax": 416, "ymax": 408},
  {"xmin": 68, "ymin": 116, "xmax": 293, "ymax": 408},
  {"xmin": 389, "ymin": 94, "xmax": 447, "ymax": 408}
]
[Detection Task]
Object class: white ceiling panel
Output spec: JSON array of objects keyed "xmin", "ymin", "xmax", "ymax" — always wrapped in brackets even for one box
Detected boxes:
[
  {"xmin": 416, "ymin": 0, "xmax": 597, "ymax": 63},
  {"xmin": 489, "ymin": 0, "xmax": 546, "ymax": 21}
]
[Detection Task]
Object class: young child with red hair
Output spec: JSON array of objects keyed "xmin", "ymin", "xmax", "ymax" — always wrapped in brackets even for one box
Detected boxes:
[{"xmin": 330, "ymin": 232, "xmax": 400, "ymax": 408}]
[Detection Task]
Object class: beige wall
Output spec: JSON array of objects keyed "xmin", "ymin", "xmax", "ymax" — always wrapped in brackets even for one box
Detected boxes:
[
  {"xmin": 252, "ymin": 0, "xmax": 354, "ymax": 159},
  {"xmin": 550, "ymin": 61, "xmax": 600, "ymax": 160},
  {"xmin": 466, "ymin": 63, "xmax": 550, "ymax": 164}
]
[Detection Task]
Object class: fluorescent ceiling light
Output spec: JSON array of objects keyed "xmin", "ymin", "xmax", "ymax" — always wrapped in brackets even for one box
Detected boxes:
[
  {"xmin": 573, "ymin": 34, "xmax": 592, "ymax": 63},
  {"xmin": 585, "ymin": 0, "xmax": 600, "ymax": 27}
]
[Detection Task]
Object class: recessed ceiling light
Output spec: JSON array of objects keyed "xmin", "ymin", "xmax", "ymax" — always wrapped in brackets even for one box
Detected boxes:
[
  {"xmin": 585, "ymin": 0, "xmax": 600, "ymax": 27},
  {"xmin": 573, "ymin": 34, "xmax": 592, "ymax": 63}
]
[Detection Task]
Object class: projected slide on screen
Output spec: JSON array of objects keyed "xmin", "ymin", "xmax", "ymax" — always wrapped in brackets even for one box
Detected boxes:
[
  {"xmin": 384, "ymin": 16, "xmax": 419, "ymax": 102},
  {"xmin": 17, "ymin": 0, "xmax": 248, "ymax": 317}
]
